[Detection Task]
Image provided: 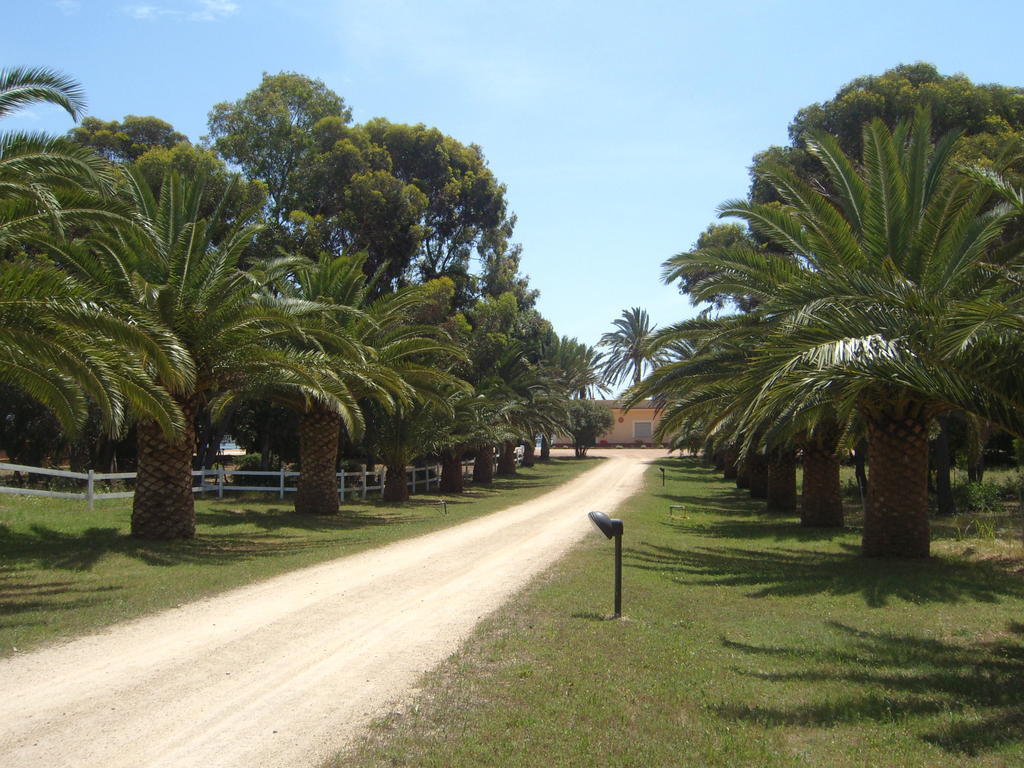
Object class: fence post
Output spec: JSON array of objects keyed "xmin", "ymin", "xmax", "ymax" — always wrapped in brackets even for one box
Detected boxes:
[
  {"xmin": 361, "ymin": 467, "xmax": 367, "ymax": 500},
  {"xmin": 279, "ymin": 465, "xmax": 285, "ymax": 500},
  {"xmin": 411, "ymin": 467, "xmax": 417, "ymax": 494},
  {"xmin": 218, "ymin": 467, "xmax": 225, "ymax": 499},
  {"xmin": 380, "ymin": 466, "xmax": 387, "ymax": 498},
  {"xmin": 87, "ymin": 469, "xmax": 95, "ymax": 512},
  {"xmin": 338, "ymin": 470, "xmax": 345, "ymax": 502}
]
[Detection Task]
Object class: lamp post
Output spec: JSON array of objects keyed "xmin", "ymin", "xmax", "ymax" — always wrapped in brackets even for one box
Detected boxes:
[{"xmin": 587, "ymin": 510, "xmax": 623, "ymax": 618}]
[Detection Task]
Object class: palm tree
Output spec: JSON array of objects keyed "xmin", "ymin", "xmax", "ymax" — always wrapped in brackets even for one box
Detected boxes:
[
  {"xmin": 716, "ymin": 111, "xmax": 1024, "ymax": 556},
  {"xmin": 542, "ymin": 335, "xmax": 607, "ymax": 399},
  {"xmin": 1, "ymin": 67, "xmax": 186, "ymax": 434},
  {"xmin": 0, "ymin": 67, "xmax": 127, "ymax": 247},
  {"xmin": 276, "ymin": 254, "xmax": 461, "ymax": 510},
  {"xmin": 52, "ymin": 170, "xmax": 348, "ymax": 539},
  {"xmin": 599, "ymin": 307, "xmax": 661, "ymax": 389},
  {"xmin": 658, "ymin": 245, "xmax": 848, "ymax": 527},
  {"xmin": 0, "ymin": 261, "xmax": 189, "ymax": 435}
]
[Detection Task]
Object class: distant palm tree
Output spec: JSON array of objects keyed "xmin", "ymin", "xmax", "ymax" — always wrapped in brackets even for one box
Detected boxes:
[
  {"xmin": 543, "ymin": 335, "xmax": 607, "ymax": 399},
  {"xmin": 275, "ymin": 253, "xmax": 461, "ymax": 510},
  {"xmin": 599, "ymin": 307, "xmax": 660, "ymax": 388}
]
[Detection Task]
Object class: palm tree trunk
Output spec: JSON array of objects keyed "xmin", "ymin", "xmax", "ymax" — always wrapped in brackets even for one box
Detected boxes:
[
  {"xmin": 540, "ymin": 435, "xmax": 551, "ymax": 461},
  {"xmin": 497, "ymin": 440, "xmax": 517, "ymax": 475},
  {"xmin": 863, "ymin": 412, "xmax": 931, "ymax": 557},
  {"xmin": 801, "ymin": 445, "xmax": 843, "ymax": 527},
  {"xmin": 294, "ymin": 404, "xmax": 340, "ymax": 515},
  {"xmin": 473, "ymin": 445, "xmax": 494, "ymax": 484},
  {"xmin": 748, "ymin": 453, "xmax": 769, "ymax": 499},
  {"xmin": 736, "ymin": 461, "xmax": 751, "ymax": 490},
  {"xmin": 521, "ymin": 440, "xmax": 536, "ymax": 467},
  {"xmin": 933, "ymin": 414, "xmax": 956, "ymax": 517},
  {"xmin": 439, "ymin": 450, "xmax": 465, "ymax": 493},
  {"xmin": 853, "ymin": 440, "xmax": 868, "ymax": 499},
  {"xmin": 722, "ymin": 449, "xmax": 738, "ymax": 480},
  {"xmin": 382, "ymin": 462, "xmax": 409, "ymax": 501},
  {"xmin": 766, "ymin": 450, "xmax": 797, "ymax": 513},
  {"xmin": 132, "ymin": 395, "xmax": 197, "ymax": 540}
]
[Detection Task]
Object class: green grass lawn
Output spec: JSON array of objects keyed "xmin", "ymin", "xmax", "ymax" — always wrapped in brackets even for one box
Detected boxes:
[
  {"xmin": 0, "ymin": 457, "xmax": 599, "ymax": 656},
  {"xmin": 339, "ymin": 457, "xmax": 1024, "ymax": 768}
]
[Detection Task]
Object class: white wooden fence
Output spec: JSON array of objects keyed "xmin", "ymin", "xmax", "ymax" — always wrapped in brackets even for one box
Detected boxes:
[{"xmin": 0, "ymin": 455, "xmax": 512, "ymax": 510}]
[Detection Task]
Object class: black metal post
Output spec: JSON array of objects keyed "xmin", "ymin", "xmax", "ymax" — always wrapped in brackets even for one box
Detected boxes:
[
  {"xmin": 660, "ymin": 467, "xmax": 665, "ymax": 486},
  {"xmin": 613, "ymin": 533, "xmax": 622, "ymax": 618}
]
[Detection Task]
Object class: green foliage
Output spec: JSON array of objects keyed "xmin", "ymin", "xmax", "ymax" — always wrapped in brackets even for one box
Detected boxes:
[
  {"xmin": 207, "ymin": 73, "xmax": 525, "ymax": 303},
  {"xmin": 565, "ymin": 400, "xmax": 614, "ymax": 456},
  {"xmin": 132, "ymin": 142, "xmax": 266, "ymax": 228},
  {"xmin": 207, "ymin": 71, "xmax": 351, "ymax": 225},
  {"xmin": 599, "ymin": 307, "xmax": 661, "ymax": 388},
  {"xmin": 232, "ymin": 452, "xmax": 282, "ymax": 486},
  {"xmin": 68, "ymin": 114, "xmax": 188, "ymax": 163},
  {"xmin": 750, "ymin": 63, "xmax": 1024, "ymax": 204},
  {"xmin": 0, "ymin": 66, "xmax": 85, "ymax": 121},
  {"xmin": 952, "ymin": 482, "xmax": 1005, "ymax": 513},
  {"xmin": 670, "ymin": 223, "xmax": 764, "ymax": 310}
]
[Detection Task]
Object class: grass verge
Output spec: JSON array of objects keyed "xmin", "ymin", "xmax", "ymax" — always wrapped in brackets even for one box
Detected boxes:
[
  {"xmin": 0, "ymin": 457, "xmax": 599, "ymax": 656},
  {"xmin": 339, "ymin": 457, "xmax": 1024, "ymax": 768}
]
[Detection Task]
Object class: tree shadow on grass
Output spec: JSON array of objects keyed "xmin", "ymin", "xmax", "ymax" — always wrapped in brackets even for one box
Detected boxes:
[
  {"xmin": 0, "ymin": 523, "xmax": 331, "ymax": 572},
  {"xmin": 650, "ymin": 489, "xmax": 765, "ymax": 517},
  {"xmin": 715, "ymin": 621, "xmax": 1024, "ymax": 756},
  {"xmin": 659, "ymin": 516, "xmax": 851, "ymax": 544},
  {"xmin": 0, "ymin": 577, "xmax": 124, "ymax": 629},
  {"xmin": 626, "ymin": 541, "xmax": 1024, "ymax": 607},
  {"xmin": 196, "ymin": 506, "xmax": 422, "ymax": 532}
]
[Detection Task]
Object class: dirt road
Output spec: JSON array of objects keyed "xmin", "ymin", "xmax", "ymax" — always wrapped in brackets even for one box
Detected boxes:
[{"xmin": 0, "ymin": 449, "xmax": 661, "ymax": 768}]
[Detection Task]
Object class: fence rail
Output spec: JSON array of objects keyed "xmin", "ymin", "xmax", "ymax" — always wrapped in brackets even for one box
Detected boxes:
[{"xmin": 0, "ymin": 456, "xmax": 504, "ymax": 509}]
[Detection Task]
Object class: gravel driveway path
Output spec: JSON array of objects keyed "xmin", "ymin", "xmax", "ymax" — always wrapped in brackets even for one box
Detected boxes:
[{"xmin": 0, "ymin": 449, "xmax": 660, "ymax": 768}]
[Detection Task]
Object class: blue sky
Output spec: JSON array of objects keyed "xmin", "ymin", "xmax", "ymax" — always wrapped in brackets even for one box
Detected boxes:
[{"xmin": 9, "ymin": 0, "xmax": 1024, "ymax": 353}]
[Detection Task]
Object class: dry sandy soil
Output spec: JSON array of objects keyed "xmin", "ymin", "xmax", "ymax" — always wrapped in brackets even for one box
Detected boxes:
[{"xmin": 0, "ymin": 449, "xmax": 664, "ymax": 768}]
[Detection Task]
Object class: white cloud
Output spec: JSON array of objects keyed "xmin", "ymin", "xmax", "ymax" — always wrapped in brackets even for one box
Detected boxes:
[
  {"xmin": 123, "ymin": 4, "xmax": 179, "ymax": 20},
  {"xmin": 189, "ymin": 0, "xmax": 239, "ymax": 21},
  {"xmin": 122, "ymin": 1, "xmax": 239, "ymax": 22},
  {"xmin": 53, "ymin": 0, "xmax": 81, "ymax": 14}
]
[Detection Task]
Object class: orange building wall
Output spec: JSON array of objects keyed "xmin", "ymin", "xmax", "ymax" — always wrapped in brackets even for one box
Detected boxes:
[
  {"xmin": 553, "ymin": 400, "xmax": 663, "ymax": 447},
  {"xmin": 596, "ymin": 405, "xmax": 660, "ymax": 446}
]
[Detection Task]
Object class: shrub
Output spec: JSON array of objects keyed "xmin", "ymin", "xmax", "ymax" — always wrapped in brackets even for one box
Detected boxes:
[
  {"xmin": 952, "ymin": 482, "xmax": 1003, "ymax": 513},
  {"xmin": 231, "ymin": 452, "xmax": 282, "ymax": 486}
]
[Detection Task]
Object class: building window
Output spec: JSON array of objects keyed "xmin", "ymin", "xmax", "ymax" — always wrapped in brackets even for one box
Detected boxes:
[{"xmin": 633, "ymin": 421, "xmax": 653, "ymax": 439}]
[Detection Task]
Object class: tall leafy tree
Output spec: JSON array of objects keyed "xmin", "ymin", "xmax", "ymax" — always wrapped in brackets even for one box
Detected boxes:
[
  {"xmin": 68, "ymin": 115, "xmax": 188, "ymax": 163},
  {"xmin": 207, "ymin": 71, "xmax": 351, "ymax": 228},
  {"xmin": 749, "ymin": 63, "xmax": 1024, "ymax": 206},
  {"xmin": 208, "ymin": 73, "xmax": 520, "ymax": 303}
]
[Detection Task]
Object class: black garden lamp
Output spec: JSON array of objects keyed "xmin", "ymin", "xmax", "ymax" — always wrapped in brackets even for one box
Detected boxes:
[{"xmin": 587, "ymin": 510, "xmax": 624, "ymax": 618}]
